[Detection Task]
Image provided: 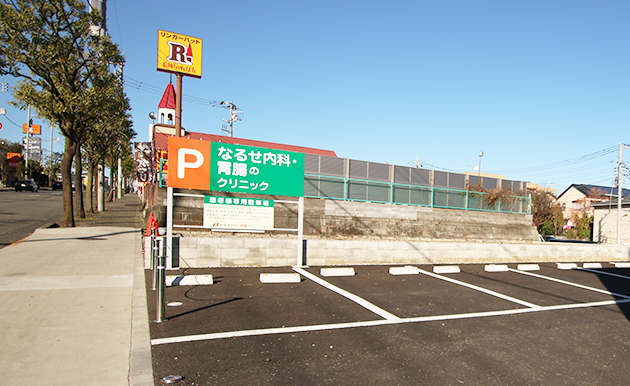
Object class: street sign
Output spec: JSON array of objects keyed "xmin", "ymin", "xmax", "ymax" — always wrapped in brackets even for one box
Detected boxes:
[
  {"xmin": 209, "ymin": 142, "xmax": 305, "ymax": 197},
  {"xmin": 167, "ymin": 137, "xmax": 305, "ymax": 197},
  {"xmin": 22, "ymin": 124, "xmax": 41, "ymax": 134},
  {"xmin": 167, "ymin": 136, "xmax": 211, "ymax": 190},
  {"xmin": 0, "ymin": 122, "xmax": 3, "ymax": 130},
  {"xmin": 157, "ymin": 30, "xmax": 203, "ymax": 78}
]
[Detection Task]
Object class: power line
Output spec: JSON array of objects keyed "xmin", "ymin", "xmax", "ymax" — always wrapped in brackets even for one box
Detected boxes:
[
  {"xmin": 494, "ymin": 146, "xmax": 618, "ymax": 174},
  {"xmin": 123, "ymin": 75, "xmax": 229, "ymax": 109},
  {"xmin": 1, "ymin": 114, "xmax": 22, "ymax": 128},
  {"xmin": 110, "ymin": 0, "xmax": 124, "ymax": 52}
]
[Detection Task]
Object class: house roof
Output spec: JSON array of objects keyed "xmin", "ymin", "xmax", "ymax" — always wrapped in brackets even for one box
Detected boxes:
[
  {"xmin": 158, "ymin": 83, "xmax": 176, "ymax": 109},
  {"xmin": 154, "ymin": 131, "xmax": 337, "ymax": 158},
  {"xmin": 557, "ymin": 184, "xmax": 630, "ymax": 199}
]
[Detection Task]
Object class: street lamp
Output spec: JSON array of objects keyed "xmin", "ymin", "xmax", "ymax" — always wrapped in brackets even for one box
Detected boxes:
[{"xmin": 478, "ymin": 151, "xmax": 483, "ymax": 176}]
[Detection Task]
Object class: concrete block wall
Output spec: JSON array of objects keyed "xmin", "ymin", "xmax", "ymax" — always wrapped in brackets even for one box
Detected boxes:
[
  {"xmin": 174, "ymin": 236, "xmax": 297, "ymax": 267},
  {"xmin": 165, "ymin": 236, "xmax": 630, "ymax": 268},
  {"xmin": 158, "ymin": 188, "xmax": 539, "ymax": 243}
]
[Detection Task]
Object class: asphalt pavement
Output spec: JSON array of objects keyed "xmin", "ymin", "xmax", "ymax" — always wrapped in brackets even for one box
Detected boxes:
[
  {"xmin": 0, "ymin": 193, "xmax": 152, "ymax": 385},
  {"xmin": 148, "ymin": 264, "xmax": 630, "ymax": 385}
]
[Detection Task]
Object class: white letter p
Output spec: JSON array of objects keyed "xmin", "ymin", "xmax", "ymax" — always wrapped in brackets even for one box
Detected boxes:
[{"xmin": 177, "ymin": 148, "xmax": 204, "ymax": 179}]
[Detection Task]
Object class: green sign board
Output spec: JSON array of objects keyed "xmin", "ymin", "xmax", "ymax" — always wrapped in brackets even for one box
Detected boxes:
[{"xmin": 210, "ymin": 142, "xmax": 305, "ymax": 197}]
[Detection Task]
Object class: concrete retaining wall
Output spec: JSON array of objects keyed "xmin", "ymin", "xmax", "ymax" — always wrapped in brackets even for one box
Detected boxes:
[
  {"xmin": 158, "ymin": 236, "xmax": 630, "ymax": 268},
  {"xmin": 150, "ymin": 190, "xmax": 539, "ymax": 243}
]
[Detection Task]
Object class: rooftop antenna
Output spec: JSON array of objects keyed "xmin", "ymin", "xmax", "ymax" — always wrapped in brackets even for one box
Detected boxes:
[{"xmin": 220, "ymin": 101, "xmax": 243, "ymax": 137}]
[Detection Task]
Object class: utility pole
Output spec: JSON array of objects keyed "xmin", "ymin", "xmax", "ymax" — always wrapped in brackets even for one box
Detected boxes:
[
  {"xmin": 25, "ymin": 105, "xmax": 31, "ymax": 179},
  {"xmin": 90, "ymin": 0, "xmax": 107, "ymax": 208},
  {"xmin": 49, "ymin": 124, "xmax": 53, "ymax": 185},
  {"xmin": 220, "ymin": 101, "xmax": 242, "ymax": 137},
  {"xmin": 617, "ymin": 143, "xmax": 629, "ymax": 245},
  {"xmin": 117, "ymin": 155, "xmax": 122, "ymax": 199}
]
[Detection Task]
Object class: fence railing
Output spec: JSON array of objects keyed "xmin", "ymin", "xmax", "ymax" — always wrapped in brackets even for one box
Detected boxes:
[
  {"xmin": 157, "ymin": 162, "xmax": 531, "ymax": 214},
  {"xmin": 304, "ymin": 174, "xmax": 531, "ymax": 214}
]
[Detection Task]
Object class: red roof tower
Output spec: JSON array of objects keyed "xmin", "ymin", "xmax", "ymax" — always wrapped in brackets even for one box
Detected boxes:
[{"xmin": 158, "ymin": 83, "xmax": 176, "ymax": 109}]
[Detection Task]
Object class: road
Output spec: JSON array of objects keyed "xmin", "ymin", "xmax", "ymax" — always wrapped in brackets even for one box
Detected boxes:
[{"xmin": 0, "ymin": 189, "xmax": 64, "ymax": 249}]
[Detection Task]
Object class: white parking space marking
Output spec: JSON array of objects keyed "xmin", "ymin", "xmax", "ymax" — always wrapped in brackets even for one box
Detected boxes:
[
  {"xmin": 416, "ymin": 268, "xmax": 541, "ymax": 308},
  {"xmin": 509, "ymin": 268, "xmax": 630, "ymax": 299},
  {"xmin": 167, "ymin": 275, "xmax": 213, "ymax": 286},
  {"xmin": 293, "ymin": 267, "xmax": 400, "ymax": 321},
  {"xmin": 151, "ymin": 298, "xmax": 630, "ymax": 346}
]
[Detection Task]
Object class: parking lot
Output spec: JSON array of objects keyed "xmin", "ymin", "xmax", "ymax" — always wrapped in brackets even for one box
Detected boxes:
[{"xmin": 147, "ymin": 263, "xmax": 630, "ymax": 385}]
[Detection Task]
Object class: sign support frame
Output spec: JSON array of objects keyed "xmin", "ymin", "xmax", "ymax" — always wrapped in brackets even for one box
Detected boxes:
[
  {"xmin": 165, "ymin": 192, "xmax": 306, "ymax": 268},
  {"xmin": 166, "ymin": 186, "xmax": 174, "ymax": 269}
]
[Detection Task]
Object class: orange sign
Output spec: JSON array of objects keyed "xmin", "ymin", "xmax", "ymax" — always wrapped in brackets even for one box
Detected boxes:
[
  {"xmin": 22, "ymin": 124, "xmax": 41, "ymax": 134},
  {"xmin": 7, "ymin": 152, "xmax": 20, "ymax": 168},
  {"xmin": 157, "ymin": 30, "xmax": 203, "ymax": 78},
  {"xmin": 167, "ymin": 137, "xmax": 211, "ymax": 190}
]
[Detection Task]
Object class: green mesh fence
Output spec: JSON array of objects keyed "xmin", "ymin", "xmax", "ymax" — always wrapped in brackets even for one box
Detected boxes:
[
  {"xmin": 393, "ymin": 185, "xmax": 432, "ymax": 206},
  {"xmin": 433, "ymin": 189, "xmax": 467, "ymax": 209},
  {"xmin": 304, "ymin": 175, "xmax": 530, "ymax": 214}
]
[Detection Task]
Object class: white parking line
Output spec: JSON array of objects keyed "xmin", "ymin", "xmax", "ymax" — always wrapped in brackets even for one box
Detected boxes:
[
  {"xmin": 151, "ymin": 298, "xmax": 630, "ymax": 346},
  {"xmin": 415, "ymin": 268, "xmax": 541, "ymax": 308},
  {"xmin": 509, "ymin": 268, "xmax": 630, "ymax": 299},
  {"xmin": 293, "ymin": 267, "xmax": 400, "ymax": 321}
]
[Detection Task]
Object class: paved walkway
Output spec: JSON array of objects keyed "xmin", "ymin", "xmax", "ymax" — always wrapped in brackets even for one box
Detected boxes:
[{"xmin": 0, "ymin": 193, "xmax": 153, "ymax": 385}]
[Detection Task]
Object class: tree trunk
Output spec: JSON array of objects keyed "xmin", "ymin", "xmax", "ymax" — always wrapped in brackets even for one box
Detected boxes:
[
  {"xmin": 74, "ymin": 146, "xmax": 85, "ymax": 219},
  {"xmin": 61, "ymin": 139, "xmax": 76, "ymax": 227}
]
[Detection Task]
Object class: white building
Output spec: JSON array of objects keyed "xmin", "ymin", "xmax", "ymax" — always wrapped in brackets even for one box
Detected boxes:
[{"xmin": 592, "ymin": 198, "xmax": 630, "ymax": 244}]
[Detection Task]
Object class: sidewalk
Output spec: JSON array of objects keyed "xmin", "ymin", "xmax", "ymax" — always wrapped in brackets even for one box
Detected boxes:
[{"xmin": 0, "ymin": 193, "xmax": 153, "ymax": 385}]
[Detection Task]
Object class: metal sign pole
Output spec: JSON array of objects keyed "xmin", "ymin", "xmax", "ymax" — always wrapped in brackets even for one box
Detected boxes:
[
  {"xmin": 155, "ymin": 250, "xmax": 167, "ymax": 323},
  {"xmin": 152, "ymin": 229, "xmax": 158, "ymax": 290},
  {"xmin": 297, "ymin": 196, "xmax": 304, "ymax": 267},
  {"xmin": 167, "ymin": 186, "xmax": 174, "ymax": 268}
]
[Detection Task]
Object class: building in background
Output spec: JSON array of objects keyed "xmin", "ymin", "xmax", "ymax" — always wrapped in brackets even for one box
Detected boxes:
[
  {"xmin": 556, "ymin": 184, "xmax": 630, "ymax": 228},
  {"xmin": 592, "ymin": 197, "xmax": 630, "ymax": 244}
]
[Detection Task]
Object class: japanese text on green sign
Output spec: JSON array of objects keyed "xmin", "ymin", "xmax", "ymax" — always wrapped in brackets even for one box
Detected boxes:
[
  {"xmin": 210, "ymin": 142, "xmax": 304, "ymax": 197},
  {"xmin": 203, "ymin": 195, "xmax": 274, "ymax": 230}
]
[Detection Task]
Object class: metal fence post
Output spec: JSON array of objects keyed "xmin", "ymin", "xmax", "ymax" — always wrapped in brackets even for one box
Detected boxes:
[
  {"xmin": 155, "ymin": 250, "xmax": 167, "ymax": 323},
  {"xmin": 151, "ymin": 228, "xmax": 158, "ymax": 291}
]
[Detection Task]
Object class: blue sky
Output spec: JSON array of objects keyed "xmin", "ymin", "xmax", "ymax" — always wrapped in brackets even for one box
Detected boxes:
[{"xmin": 2, "ymin": 0, "xmax": 630, "ymax": 194}]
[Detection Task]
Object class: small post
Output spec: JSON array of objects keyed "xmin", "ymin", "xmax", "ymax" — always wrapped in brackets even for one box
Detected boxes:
[{"xmin": 155, "ymin": 252, "xmax": 167, "ymax": 323}]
